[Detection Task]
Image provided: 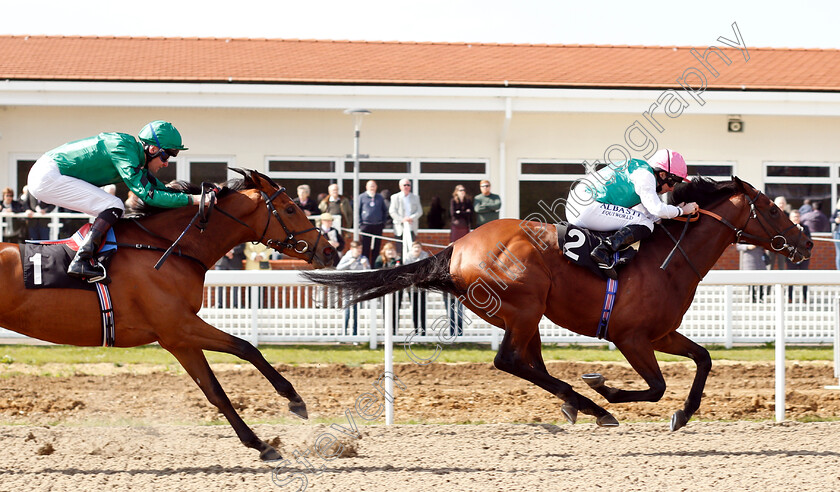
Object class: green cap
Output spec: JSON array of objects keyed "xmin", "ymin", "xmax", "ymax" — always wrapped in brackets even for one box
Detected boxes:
[{"xmin": 138, "ymin": 121, "xmax": 188, "ymax": 150}]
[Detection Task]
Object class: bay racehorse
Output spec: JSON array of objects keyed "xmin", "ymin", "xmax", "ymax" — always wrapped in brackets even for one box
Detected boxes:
[
  {"xmin": 0, "ymin": 169, "xmax": 335, "ymax": 460},
  {"xmin": 304, "ymin": 177, "xmax": 811, "ymax": 430}
]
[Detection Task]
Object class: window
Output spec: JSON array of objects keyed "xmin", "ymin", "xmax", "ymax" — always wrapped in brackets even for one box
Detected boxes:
[
  {"xmin": 687, "ymin": 161, "xmax": 735, "ymax": 180},
  {"xmin": 519, "ymin": 160, "xmax": 587, "ymax": 221},
  {"xmin": 267, "ymin": 157, "xmax": 489, "ymax": 230},
  {"xmin": 764, "ymin": 162, "xmax": 836, "ymax": 214}
]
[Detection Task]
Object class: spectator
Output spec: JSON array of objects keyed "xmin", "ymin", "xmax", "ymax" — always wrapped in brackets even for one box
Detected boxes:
[
  {"xmin": 380, "ymin": 189, "xmax": 393, "ymax": 228},
  {"xmin": 801, "ymin": 201, "xmax": 830, "ymax": 233},
  {"xmin": 769, "ymin": 196, "xmax": 791, "ymax": 271},
  {"xmin": 375, "ymin": 241, "xmax": 402, "ymax": 333},
  {"xmin": 336, "ymin": 241, "xmax": 371, "ymax": 337},
  {"xmin": 20, "ymin": 185, "xmax": 54, "ymax": 241},
  {"xmin": 403, "ymin": 242, "xmax": 430, "ymax": 335},
  {"xmin": 319, "ymin": 183, "xmax": 353, "ymax": 232},
  {"xmin": 389, "ymin": 179, "xmax": 422, "ymax": 258},
  {"xmin": 449, "ymin": 185, "xmax": 473, "ymax": 242},
  {"xmin": 833, "ymin": 198, "xmax": 840, "ymax": 270},
  {"xmin": 736, "ymin": 244, "xmax": 767, "ymax": 302},
  {"xmin": 426, "ymin": 196, "xmax": 446, "ymax": 229},
  {"xmin": 786, "ymin": 210, "xmax": 811, "ymax": 303},
  {"xmin": 318, "ymin": 213, "xmax": 345, "ymax": 266},
  {"xmin": 293, "ymin": 184, "xmax": 319, "ymax": 216},
  {"xmin": 358, "ymin": 180, "xmax": 388, "ymax": 263},
  {"xmin": 798, "ymin": 199, "xmax": 812, "ymax": 214},
  {"xmin": 214, "ymin": 243, "xmax": 246, "ymax": 307},
  {"xmin": 473, "ymin": 179, "xmax": 502, "ymax": 227},
  {"xmin": 0, "ymin": 187, "xmax": 26, "ymax": 243}
]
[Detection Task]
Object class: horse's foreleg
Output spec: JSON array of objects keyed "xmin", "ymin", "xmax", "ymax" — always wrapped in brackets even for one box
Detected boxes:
[
  {"xmin": 583, "ymin": 338, "xmax": 667, "ymax": 404},
  {"xmin": 494, "ymin": 324, "xmax": 618, "ymax": 427},
  {"xmin": 162, "ymin": 344, "xmax": 282, "ymax": 461},
  {"xmin": 652, "ymin": 332, "xmax": 711, "ymax": 431},
  {"xmin": 170, "ymin": 318, "xmax": 306, "ymax": 418}
]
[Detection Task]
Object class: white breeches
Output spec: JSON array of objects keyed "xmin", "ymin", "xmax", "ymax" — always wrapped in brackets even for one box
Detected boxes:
[
  {"xmin": 27, "ymin": 156, "xmax": 124, "ymax": 217},
  {"xmin": 567, "ymin": 201, "xmax": 654, "ymax": 232}
]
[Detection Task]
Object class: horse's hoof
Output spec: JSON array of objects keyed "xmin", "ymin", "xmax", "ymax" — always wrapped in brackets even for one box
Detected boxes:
[
  {"xmin": 561, "ymin": 403, "xmax": 578, "ymax": 424},
  {"xmin": 596, "ymin": 413, "xmax": 619, "ymax": 427},
  {"xmin": 260, "ymin": 446, "xmax": 283, "ymax": 462},
  {"xmin": 670, "ymin": 410, "xmax": 689, "ymax": 431},
  {"xmin": 582, "ymin": 373, "xmax": 605, "ymax": 389},
  {"xmin": 289, "ymin": 400, "xmax": 308, "ymax": 420}
]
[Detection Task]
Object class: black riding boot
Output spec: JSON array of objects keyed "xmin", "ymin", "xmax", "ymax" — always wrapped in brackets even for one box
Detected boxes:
[
  {"xmin": 590, "ymin": 225, "xmax": 652, "ymax": 280},
  {"xmin": 67, "ymin": 211, "xmax": 120, "ymax": 283}
]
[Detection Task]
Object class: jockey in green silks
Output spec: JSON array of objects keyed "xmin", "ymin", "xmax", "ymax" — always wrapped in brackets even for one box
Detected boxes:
[
  {"xmin": 566, "ymin": 149, "xmax": 699, "ymax": 280},
  {"xmin": 27, "ymin": 121, "xmax": 208, "ymax": 283}
]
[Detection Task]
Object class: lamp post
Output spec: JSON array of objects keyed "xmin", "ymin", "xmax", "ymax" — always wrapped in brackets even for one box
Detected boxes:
[{"xmin": 344, "ymin": 109, "xmax": 371, "ymax": 242}]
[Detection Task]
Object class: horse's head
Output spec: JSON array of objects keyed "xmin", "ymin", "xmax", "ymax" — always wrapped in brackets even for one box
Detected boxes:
[
  {"xmin": 231, "ymin": 168, "xmax": 337, "ymax": 268},
  {"xmin": 731, "ymin": 177, "xmax": 812, "ymax": 263}
]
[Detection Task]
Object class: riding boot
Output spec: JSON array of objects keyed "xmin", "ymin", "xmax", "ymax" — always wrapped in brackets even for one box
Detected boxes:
[
  {"xmin": 590, "ymin": 225, "xmax": 652, "ymax": 280},
  {"xmin": 67, "ymin": 217, "xmax": 113, "ymax": 283}
]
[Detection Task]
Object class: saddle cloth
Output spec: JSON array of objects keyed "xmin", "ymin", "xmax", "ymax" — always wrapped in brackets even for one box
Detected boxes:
[
  {"xmin": 20, "ymin": 224, "xmax": 117, "ymax": 290},
  {"xmin": 554, "ymin": 222, "xmax": 636, "ymax": 281}
]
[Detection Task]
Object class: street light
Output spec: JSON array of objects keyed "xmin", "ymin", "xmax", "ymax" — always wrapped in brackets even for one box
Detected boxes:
[{"xmin": 344, "ymin": 108, "xmax": 371, "ymax": 242}]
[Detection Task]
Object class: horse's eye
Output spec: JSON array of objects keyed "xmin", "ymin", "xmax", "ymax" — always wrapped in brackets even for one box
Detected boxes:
[
  {"xmin": 286, "ymin": 205, "xmax": 296, "ymax": 215},
  {"xmin": 770, "ymin": 207, "xmax": 779, "ymax": 216}
]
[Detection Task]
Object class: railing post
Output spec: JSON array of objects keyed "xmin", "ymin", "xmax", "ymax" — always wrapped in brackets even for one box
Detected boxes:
[
  {"xmin": 384, "ymin": 293, "xmax": 394, "ymax": 425},
  {"xmin": 250, "ymin": 285, "xmax": 260, "ymax": 347},
  {"xmin": 369, "ymin": 298, "xmax": 378, "ymax": 349},
  {"xmin": 827, "ymin": 297, "xmax": 840, "ymax": 390},
  {"xmin": 724, "ymin": 284, "xmax": 734, "ymax": 349},
  {"xmin": 775, "ymin": 283, "xmax": 785, "ymax": 422}
]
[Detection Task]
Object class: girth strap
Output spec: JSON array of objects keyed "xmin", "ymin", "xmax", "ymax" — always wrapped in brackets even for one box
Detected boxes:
[
  {"xmin": 596, "ymin": 252, "xmax": 620, "ymax": 340},
  {"xmin": 94, "ymin": 282, "xmax": 115, "ymax": 347}
]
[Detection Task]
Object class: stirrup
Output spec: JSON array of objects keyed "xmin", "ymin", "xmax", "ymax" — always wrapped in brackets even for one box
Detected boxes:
[{"xmin": 85, "ymin": 261, "xmax": 108, "ymax": 284}]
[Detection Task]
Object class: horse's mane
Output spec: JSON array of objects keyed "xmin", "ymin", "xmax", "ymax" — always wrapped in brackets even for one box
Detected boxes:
[
  {"xmin": 669, "ymin": 176, "xmax": 739, "ymax": 209},
  {"xmin": 126, "ymin": 178, "xmax": 251, "ymax": 217}
]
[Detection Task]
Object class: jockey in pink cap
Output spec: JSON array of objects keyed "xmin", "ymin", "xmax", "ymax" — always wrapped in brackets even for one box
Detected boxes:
[{"xmin": 566, "ymin": 149, "xmax": 698, "ymax": 279}]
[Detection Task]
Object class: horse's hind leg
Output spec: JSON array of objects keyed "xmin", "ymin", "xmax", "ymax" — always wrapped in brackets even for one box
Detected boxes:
[
  {"xmin": 652, "ymin": 332, "xmax": 711, "ymax": 431},
  {"xmin": 162, "ymin": 343, "xmax": 282, "ymax": 461},
  {"xmin": 167, "ymin": 318, "xmax": 307, "ymax": 418},
  {"xmin": 494, "ymin": 322, "xmax": 618, "ymax": 427}
]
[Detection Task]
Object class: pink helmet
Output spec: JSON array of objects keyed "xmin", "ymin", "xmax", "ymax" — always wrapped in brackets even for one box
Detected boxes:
[{"xmin": 649, "ymin": 149, "xmax": 688, "ymax": 181}]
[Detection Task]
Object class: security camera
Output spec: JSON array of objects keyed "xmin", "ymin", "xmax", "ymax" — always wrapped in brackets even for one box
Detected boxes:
[{"xmin": 727, "ymin": 116, "xmax": 743, "ymax": 133}]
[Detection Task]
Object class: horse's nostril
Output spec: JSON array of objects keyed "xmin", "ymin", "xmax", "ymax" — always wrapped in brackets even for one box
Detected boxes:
[{"xmin": 806, "ymin": 241, "xmax": 813, "ymax": 249}]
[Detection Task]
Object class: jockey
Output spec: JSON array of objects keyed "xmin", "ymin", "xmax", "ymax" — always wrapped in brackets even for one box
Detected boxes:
[
  {"xmin": 27, "ymin": 121, "xmax": 207, "ymax": 282},
  {"xmin": 566, "ymin": 149, "xmax": 699, "ymax": 279}
]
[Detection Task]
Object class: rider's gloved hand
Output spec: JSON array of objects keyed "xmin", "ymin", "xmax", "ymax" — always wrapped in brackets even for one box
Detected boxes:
[
  {"xmin": 678, "ymin": 202, "xmax": 699, "ymax": 215},
  {"xmin": 191, "ymin": 194, "xmax": 211, "ymax": 207}
]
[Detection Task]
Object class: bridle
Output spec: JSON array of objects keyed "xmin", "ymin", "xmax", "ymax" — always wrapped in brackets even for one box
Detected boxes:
[
  {"xmin": 213, "ymin": 186, "xmax": 325, "ymax": 261},
  {"xmin": 698, "ymin": 189, "xmax": 805, "ymax": 262},
  {"xmin": 153, "ymin": 182, "xmax": 325, "ymax": 270},
  {"xmin": 661, "ymin": 188, "xmax": 808, "ymax": 278}
]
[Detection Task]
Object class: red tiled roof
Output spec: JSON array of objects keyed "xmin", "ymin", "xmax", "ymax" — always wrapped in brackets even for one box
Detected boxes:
[{"xmin": 1, "ymin": 35, "xmax": 839, "ymax": 91}]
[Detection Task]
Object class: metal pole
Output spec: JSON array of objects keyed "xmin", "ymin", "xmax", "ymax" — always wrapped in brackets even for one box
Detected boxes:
[
  {"xmin": 384, "ymin": 293, "xmax": 394, "ymax": 425},
  {"xmin": 775, "ymin": 283, "xmax": 785, "ymax": 422},
  {"xmin": 724, "ymin": 285, "xmax": 733, "ymax": 349},
  {"xmin": 826, "ymin": 297, "xmax": 840, "ymax": 390},
  {"xmin": 352, "ymin": 127, "xmax": 360, "ymax": 242}
]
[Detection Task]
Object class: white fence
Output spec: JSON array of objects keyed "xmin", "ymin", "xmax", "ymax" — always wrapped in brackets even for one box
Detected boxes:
[
  {"xmin": 1, "ymin": 264, "xmax": 838, "ymax": 348},
  {"xmin": 196, "ymin": 270, "xmax": 840, "ymax": 347}
]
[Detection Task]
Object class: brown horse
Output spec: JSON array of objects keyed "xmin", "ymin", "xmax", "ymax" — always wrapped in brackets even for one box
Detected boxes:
[
  {"xmin": 305, "ymin": 177, "xmax": 812, "ymax": 429},
  {"xmin": 0, "ymin": 169, "xmax": 335, "ymax": 461}
]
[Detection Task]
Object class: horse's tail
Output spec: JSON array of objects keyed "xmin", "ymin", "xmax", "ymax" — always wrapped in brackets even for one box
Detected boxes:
[{"xmin": 302, "ymin": 246, "xmax": 459, "ymax": 305}]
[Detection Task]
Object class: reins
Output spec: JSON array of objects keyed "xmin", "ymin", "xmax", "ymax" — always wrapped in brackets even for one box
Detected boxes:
[
  {"xmin": 147, "ymin": 179, "xmax": 326, "ymax": 270},
  {"xmin": 660, "ymin": 188, "xmax": 806, "ymax": 278}
]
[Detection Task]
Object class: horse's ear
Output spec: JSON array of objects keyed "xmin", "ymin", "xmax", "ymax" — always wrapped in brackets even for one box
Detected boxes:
[
  {"xmin": 229, "ymin": 167, "xmax": 248, "ymax": 179},
  {"xmin": 732, "ymin": 176, "xmax": 747, "ymax": 192}
]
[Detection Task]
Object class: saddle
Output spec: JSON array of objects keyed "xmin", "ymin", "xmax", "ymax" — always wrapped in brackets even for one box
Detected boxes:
[
  {"xmin": 554, "ymin": 222, "xmax": 637, "ymax": 281},
  {"xmin": 20, "ymin": 224, "xmax": 117, "ymax": 290}
]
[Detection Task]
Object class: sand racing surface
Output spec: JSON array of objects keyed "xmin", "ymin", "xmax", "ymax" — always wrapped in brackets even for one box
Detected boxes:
[{"xmin": 1, "ymin": 360, "xmax": 839, "ymax": 491}]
